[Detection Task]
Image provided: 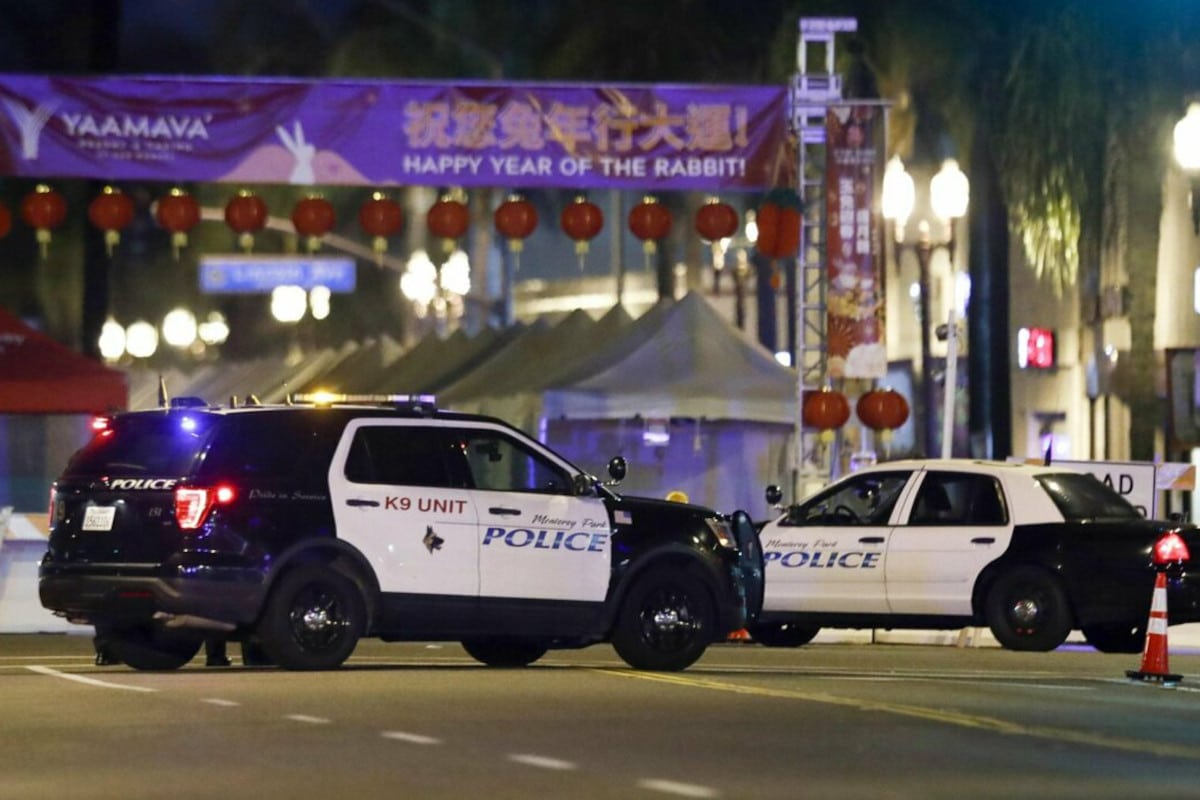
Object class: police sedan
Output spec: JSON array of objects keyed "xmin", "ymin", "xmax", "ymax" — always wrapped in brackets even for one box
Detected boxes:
[{"xmin": 750, "ymin": 459, "xmax": 1200, "ymax": 652}]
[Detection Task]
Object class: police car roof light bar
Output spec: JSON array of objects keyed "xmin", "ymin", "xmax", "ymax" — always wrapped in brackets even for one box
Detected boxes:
[{"xmin": 288, "ymin": 392, "xmax": 438, "ymax": 411}]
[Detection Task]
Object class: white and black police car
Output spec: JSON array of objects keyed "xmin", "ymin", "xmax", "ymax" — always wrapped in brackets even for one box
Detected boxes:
[
  {"xmin": 40, "ymin": 393, "xmax": 761, "ymax": 672},
  {"xmin": 750, "ymin": 459, "xmax": 1200, "ymax": 653}
]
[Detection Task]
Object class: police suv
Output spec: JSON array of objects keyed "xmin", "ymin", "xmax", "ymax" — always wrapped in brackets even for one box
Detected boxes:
[
  {"xmin": 40, "ymin": 394, "xmax": 761, "ymax": 672},
  {"xmin": 751, "ymin": 459, "xmax": 1200, "ymax": 652}
]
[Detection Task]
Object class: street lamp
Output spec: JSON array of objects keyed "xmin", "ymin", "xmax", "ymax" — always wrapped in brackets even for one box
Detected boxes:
[
  {"xmin": 1173, "ymin": 102, "xmax": 1200, "ymax": 234},
  {"xmin": 882, "ymin": 156, "xmax": 969, "ymax": 458}
]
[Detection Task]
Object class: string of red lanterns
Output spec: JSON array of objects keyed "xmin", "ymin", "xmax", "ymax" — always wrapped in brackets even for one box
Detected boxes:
[{"xmin": 9, "ymin": 188, "xmax": 758, "ymax": 262}]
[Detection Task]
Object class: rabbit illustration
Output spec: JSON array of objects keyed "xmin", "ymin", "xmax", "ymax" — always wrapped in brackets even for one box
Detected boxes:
[{"xmin": 276, "ymin": 120, "xmax": 316, "ymax": 184}]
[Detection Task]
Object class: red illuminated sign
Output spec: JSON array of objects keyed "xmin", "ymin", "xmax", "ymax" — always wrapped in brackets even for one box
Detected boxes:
[{"xmin": 1018, "ymin": 327, "xmax": 1055, "ymax": 369}]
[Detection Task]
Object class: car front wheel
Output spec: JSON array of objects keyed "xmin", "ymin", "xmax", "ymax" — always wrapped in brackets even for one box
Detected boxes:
[
  {"xmin": 258, "ymin": 564, "xmax": 365, "ymax": 670},
  {"xmin": 611, "ymin": 567, "xmax": 715, "ymax": 672},
  {"xmin": 985, "ymin": 566, "xmax": 1073, "ymax": 651}
]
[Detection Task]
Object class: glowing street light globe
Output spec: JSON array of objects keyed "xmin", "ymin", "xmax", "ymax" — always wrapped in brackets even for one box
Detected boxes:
[
  {"xmin": 270, "ymin": 285, "xmax": 307, "ymax": 323},
  {"xmin": 125, "ymin": 320, "xmax": 159, "ymax": 359},
  {"xmin": 162, "ymin": 307, "xmax": 198, "ymax": 348},
  {"xmin": 930, "ymin": 158, "xmax": 970, "ymax": 221},
  {"xmin": 98, "ymin": 318, "xmax": 126, "ymax": 361}
]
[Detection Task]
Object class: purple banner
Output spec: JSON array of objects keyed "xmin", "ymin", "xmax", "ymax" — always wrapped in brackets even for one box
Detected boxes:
[{"xmin": 0, "ymin": 75, "xmax": 788, "ymax": 191}]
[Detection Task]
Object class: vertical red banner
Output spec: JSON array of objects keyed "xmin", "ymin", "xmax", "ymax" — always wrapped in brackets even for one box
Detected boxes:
[{"xmin": 825, "ymin": 105, "xmax": 884, "ymax": 379}]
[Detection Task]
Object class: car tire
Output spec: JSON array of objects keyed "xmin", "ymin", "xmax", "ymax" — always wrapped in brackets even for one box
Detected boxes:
[
  {"xmin": 461, "ymin": 638, "xmax": 548, "ymax": 667},
  {"xmin": 611, "ymin": 567, "xmax": 715, "ymax": 672},
  {"xmin": 748, "ymin": 622, "xmax": 820, "ymax": 647},
  {"xmin": 104, "ymin": 624, "xmax": 203, "ymax": 671},
  {"xmin": 258, "ymin": 564, "xmax": 365, "ymax": 670},
  {"xmin": 984, "ymin": 566, "xmax": 1073, "ymax": 651},
  {"xmin": 1081, "ymin": 622, "xmax": 1146, "ymax": 654}
]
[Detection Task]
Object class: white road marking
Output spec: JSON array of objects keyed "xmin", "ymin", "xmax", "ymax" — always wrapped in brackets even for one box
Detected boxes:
[
  {"xmin": 381, "ymin": 731, "xmax": 442, "ymax": 745},
  {"xmin": 637, "ymin": 778, "xmax": 719, "ymax": 798},
  {"xmin": 507, "ymin": 753, "xmax": 577, "ymax": 770},
  {"xmin": 202, "ymin": 698, "xmax": 240, "ymax": 707},
  {"xmin": 25, "ymin": 665, "xmax": 157, "ymax": 693},
  {"xmin": 284, "ymin": 714, "xmax": 330, "ymax": 724}
]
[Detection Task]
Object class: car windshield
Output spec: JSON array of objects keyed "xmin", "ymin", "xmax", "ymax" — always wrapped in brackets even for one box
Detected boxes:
[
  {"xmin": 1035, "ymin": 473, "xmax": 1142, "ymax": 522},
  {"xmin": 62, "ymin": 413, "xmax": 214, "ymax": 478}
]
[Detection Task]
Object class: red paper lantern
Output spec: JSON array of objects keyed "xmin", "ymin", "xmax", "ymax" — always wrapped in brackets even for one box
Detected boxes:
[
  {"xmin": 427, "ymin": 196, "xmax": 469, "ymax": 253},
  {"xmin": 857, "ymin": 389, "xmax": 910, "ymax": 444},
  {"xmin": 803, "ymin": 388, "xmax": 850, "ymax": 443},
  {"xmin": 291, "ymin": 195, "xmax": 336, "ymax": 253},
  {"xmin": 225, "ymin": 191, "xmax": 268, "ymax": 253},
  {"xmin": 20, "ymin": 184, "xmax": 67, "ymax": 258},
  {"xmin": 560, "ymin": 196, "xmax": 604, "ymax": 267},
  {"xmin": 628, "ymin": 197, "xmax": 672, "ymax": 257},
  {"xmin": 694, "ymin": 198, "xmax": 738, "ymax": 242},
  {"xmin": 358, "ymin": 193, "xmax": 404, "ymax": 262},
  {"xmin": 87, "ymin": 186, "xmax": 135, "ymax": 257},
  {"xmin": 493, "ymin": 195, "xmax": 538, "ymax": 253},
  {"xmin": 755, "ymin": 188, "xmax": 803, "ymax": 260},
  {"xmin": 154, "ymin": 188, "xmax": 200, "ymax": 258},
  {"xmin": 0, "ymin": 203, "xmax": 12, "ymax": 240}
]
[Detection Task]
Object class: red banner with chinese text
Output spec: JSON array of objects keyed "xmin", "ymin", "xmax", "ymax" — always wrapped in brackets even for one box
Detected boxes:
[{"xmin": 825, "ymin": 105, "xmax": 885, "ymax": 379}]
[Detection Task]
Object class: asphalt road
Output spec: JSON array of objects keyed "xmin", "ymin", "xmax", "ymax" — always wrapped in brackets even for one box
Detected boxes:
[{"xmin": 4, "ymin": 634, "xmax": 1200, "ymax": 799}]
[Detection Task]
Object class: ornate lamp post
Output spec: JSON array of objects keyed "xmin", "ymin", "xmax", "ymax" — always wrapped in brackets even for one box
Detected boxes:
[{"xmin": 882, "ymin": 156, "xmax": 970, "ymax": 458}]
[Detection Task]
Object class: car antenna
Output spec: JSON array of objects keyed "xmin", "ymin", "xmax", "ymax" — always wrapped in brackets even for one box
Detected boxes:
[{"xmin": 157, "ymin": 374, "xmax": 169, "ymax": 409}]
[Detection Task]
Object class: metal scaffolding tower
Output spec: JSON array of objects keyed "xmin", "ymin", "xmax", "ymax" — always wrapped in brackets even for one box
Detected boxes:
[{"xmin": 789, "ymin": 17, "xmax": 855, "ymax": 500}]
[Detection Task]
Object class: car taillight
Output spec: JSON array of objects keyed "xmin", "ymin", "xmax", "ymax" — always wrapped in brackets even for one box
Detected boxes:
[
  {"xmin": 47, "ymin": 485, "xmax": 56, "ymax": 529},
  {"xmin": 1153, "ymin": 532, "xmax": 1190, "ymax": 565},
  {"xmin": 174, "ymin": 485, "xmax": 237, "ymax": 530}
]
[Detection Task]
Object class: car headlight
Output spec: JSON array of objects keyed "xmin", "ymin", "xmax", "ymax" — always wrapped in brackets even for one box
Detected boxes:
[{"xmin": 705, "ymin": 518, "xmax": 738, "ymax": 550}]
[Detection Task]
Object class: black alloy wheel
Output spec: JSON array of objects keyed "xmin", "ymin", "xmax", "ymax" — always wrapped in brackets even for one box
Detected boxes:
[
  {"xmin": 611, "ymin": 567, "xmax": 715, "ymax": 671},
  {"xmin": 984, "ymin": 565, "xmax": 1073, "ymax": 652},
  {"xmin": 258, "ymin": 564, "xmax": 365, "ymax": 670}
]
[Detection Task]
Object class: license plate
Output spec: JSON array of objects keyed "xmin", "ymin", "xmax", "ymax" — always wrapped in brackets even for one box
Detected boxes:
[{"xmin": 81, "ymin": 506, "xmax": 116, "ymax": 532}]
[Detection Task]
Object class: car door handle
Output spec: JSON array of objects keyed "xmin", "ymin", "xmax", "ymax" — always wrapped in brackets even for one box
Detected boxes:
[
  {"xmin": 858, "ymin": 536, "xmax": 885, "ymax": 544},
  {"xmin": 971, "ymin": 537, "xmax": 995, "ymax": 544},
  {"xmin": 489, "ymin": 507, "xmax": 521, "ymax": 516},
  {"xmin": 346, "ymin": 498, "xmax": 380, "ymax": 508}
]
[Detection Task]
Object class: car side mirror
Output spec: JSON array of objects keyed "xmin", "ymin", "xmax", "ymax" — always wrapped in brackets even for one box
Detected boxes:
[
  {"xmin": 606, "ymin": 456, "xmax": 626, "ymax": 484},
  {"xmin": 765, "ymin": 484, "xmax": 783, "ymax": 507}
]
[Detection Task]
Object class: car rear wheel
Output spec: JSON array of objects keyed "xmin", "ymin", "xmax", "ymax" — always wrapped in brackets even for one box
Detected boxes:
[
  {"xmin": 461, "ymin": 638, "xmax": 548, "ymax": 667},
  {"xmin": 1081, "ymin": 622, "xmax": 1146, "ymax": 654},
  {"xmin": 611, "ymin": 567, "xmax": 715, "ymax": 672},
  {"xmin": 258, "ymin": 564, "xmax": 365, "ymax": 670},
  {"xmin": 748, "ymin": 622, "xmax": 820, "ymax": 647},
  {"xmin": 103, "ymin": 624, "xmax": 203, "ymax": 671},
  {"xmin": 985, "ymin": 566, "xmax": 1073, "ymax": 651}
]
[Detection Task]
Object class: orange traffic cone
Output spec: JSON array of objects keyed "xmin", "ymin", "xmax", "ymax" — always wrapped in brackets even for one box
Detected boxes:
[{"xmin": 1126, "ymin": 571, "xmax": 1182, "ymax": 686}]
